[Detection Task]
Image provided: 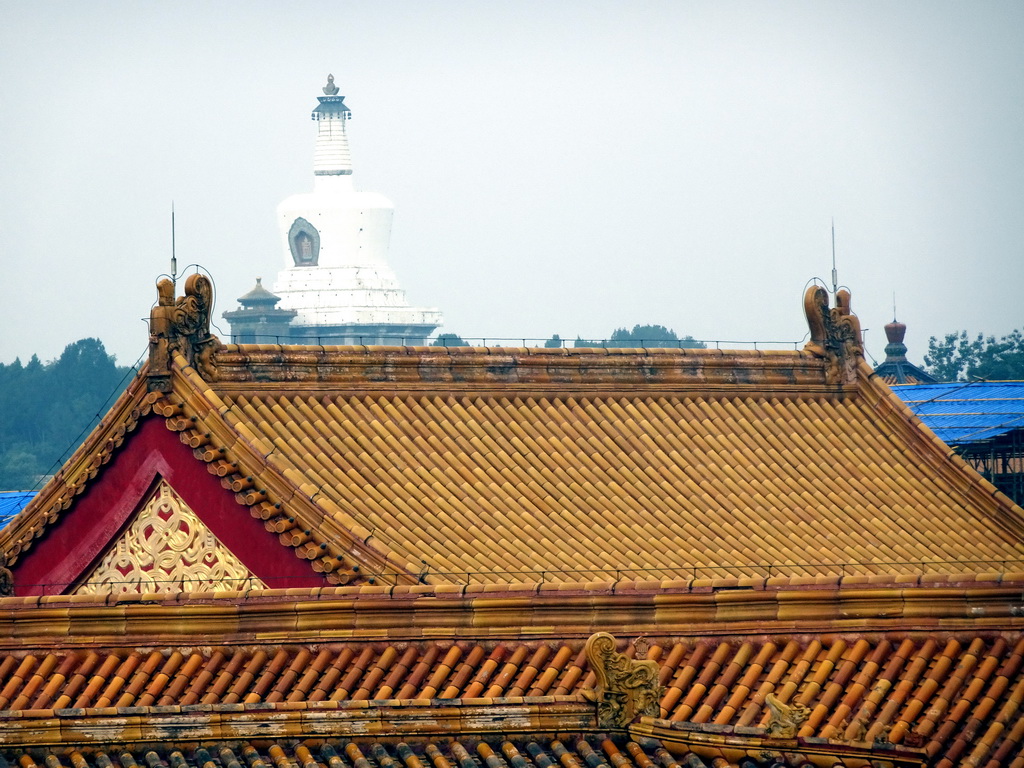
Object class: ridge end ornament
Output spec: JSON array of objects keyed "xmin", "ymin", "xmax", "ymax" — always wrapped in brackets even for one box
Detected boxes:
[
  {"xmin": 148, "ymin": 273, "xmax": 220, "ymax": 392},
  {"xmin": 583, "ymin": 631, "xmax": 662, "ymax": 728},
  {"xmin": 803, "ymin": 284, "xmax": 864, "ymax": 386}
]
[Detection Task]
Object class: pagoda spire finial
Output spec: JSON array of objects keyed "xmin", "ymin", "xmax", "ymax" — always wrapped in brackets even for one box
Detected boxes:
[{"xmin": 311, "ymin": 74, "xmax": 353, "ymax": 177}]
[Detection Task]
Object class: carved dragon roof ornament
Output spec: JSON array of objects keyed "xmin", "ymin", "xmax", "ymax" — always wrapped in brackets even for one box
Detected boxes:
[
  {"xmin": 803, "ymin": 284, "xmax": 864, "ymax": 386},
  {"xmin": 583, "ymin": 631, "xmax": 662, "ymax": 728},
  {"xmin": 764, "ymin": 692, "xmax": 810, "ymax": 738},
  {"xmin": 148, "ymin": 274, "xmax": 219, "ymax": 392}
]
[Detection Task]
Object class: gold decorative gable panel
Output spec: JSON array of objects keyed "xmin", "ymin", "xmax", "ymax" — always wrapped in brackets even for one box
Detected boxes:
[{"xmin": 75, "ymin": 480, "xmax": 265, "ymax": 594}]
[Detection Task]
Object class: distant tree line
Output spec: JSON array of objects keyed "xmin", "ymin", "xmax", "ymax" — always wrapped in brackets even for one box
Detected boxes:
[
  {"xmin": 0, "ymin": 339, "xmax": 135, "ymax": 491},
  {"xmin": 925, "ymin": 328, "xmax": 1024, "ymax": 382},
  {"xmin": 571, "ymin": 324, "xmax": 706, "ymax": 349},
  {"xmin": 430, "ymin": 333, "xmax": 470, "ymax": 348},
  {"xmin": 431, "ymin": 325, "xmax": 706, "ymax": 350}
]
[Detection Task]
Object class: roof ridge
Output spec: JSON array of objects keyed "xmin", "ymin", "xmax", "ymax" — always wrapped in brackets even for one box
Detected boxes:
[
  {"xmin": 9, "ymin": 571, "xmax": 1024, "ymax": 606},
  {"xmin": 0, "ymin": 697, "xmax": 596, "ymax": 749},
  {"xmin": 1, "ymin": 579, "xmax": 1021, "ymax": 648},
  {"xmin": 210, "ymin": 344, "xmax": 834, "ymax": 392}
]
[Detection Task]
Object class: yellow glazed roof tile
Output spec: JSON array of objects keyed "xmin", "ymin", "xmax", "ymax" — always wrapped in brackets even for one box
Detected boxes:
[{"xmin": 7, "ymin": 283, "xmax": 1024, "ymax": 588}]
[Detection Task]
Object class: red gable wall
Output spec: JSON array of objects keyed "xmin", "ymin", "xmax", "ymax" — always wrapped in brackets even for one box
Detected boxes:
[{"xmin": 13, "ymin": 418, "xmax": 324, "ymax": 595}]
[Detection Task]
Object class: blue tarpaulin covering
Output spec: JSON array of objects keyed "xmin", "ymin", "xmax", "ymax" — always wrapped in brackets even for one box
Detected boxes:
[
  {"xmin": 0, "ymin": 491, "xmax": 34, "ymax": 529},
  {"xmin": 893, "ymin": 382, "xmax": 1024, "ymax": 445}
]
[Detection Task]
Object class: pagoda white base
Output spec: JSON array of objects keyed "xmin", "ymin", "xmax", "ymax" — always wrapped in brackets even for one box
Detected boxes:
[
  {"xmin": 287, "ymin": 322, "xmax": 439, "ymax": 346},
  {"xmin": 272, "ymin": 265, "xmax": 442, "ymax": 330}
]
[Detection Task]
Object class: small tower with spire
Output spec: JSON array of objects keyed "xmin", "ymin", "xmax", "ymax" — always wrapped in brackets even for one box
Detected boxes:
[
  {"xmin": 873, "ymin": 314, "xmax": 938, "ymax": 385},
  {"xmin": 223, "ymin": 278, "xmax": 297, "ymax": 344}
]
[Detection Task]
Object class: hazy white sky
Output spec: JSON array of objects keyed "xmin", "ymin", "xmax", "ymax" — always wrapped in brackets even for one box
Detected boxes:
[{"xmin": 2, "ymin": 1, "xmax": 1022, "ymax": 367}]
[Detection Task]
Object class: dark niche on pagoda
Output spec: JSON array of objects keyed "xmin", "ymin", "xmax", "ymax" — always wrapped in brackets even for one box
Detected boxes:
[{"xmin": 288, "ymin": 218, "xmax": 320, "ymax": 266}]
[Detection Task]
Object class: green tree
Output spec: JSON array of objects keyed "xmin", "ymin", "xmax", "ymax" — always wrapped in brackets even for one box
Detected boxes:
[
  {"xmin": 0, "ymin": 339, "xmax": 134, "ymax": 491},
  {"xmin": 925, "ymin": 329, "xmax": 1024, "ymax": 382},
  {"xmin": 574, "ymin": 324, "xmax": 706, "ymax": 349},
  {"xmin": 431, "ymin": 333, "xmax": 469, "ymax": 348},
  {"xmin": 0, "ymin": 449, "xmax": 39, "ymax": 491}
]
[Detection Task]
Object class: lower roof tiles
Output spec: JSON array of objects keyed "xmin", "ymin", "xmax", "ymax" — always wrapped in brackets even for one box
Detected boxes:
[
  {"xmin": 0, "ymin": 736, "xmax": 820, "ymax": 768},
  {"xmin": 0, "ymin": 724, "xmax": 930, "ymax": 768},
  {"xmin": 0, "ymin": 631, "xmax": 1019, "ymax": 767}
]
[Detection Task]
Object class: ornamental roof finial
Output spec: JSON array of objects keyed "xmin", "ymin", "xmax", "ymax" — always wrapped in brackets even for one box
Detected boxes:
[
  {"xmin": 582, "ymin": 632, "xmax": 662, "ymax": 728},
  {"xmin": 147, "ymin": 274, "xmax": 219, "ymax": 392},
  {"xmin": 803, "ymin": 285, "xmax": 864, "ymax": 386},
  {"xmin": 323, "ymin": 74, "xmax": 339, "ymax": 96}
]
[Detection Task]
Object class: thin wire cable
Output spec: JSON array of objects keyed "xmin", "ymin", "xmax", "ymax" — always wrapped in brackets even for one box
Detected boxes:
[
  {"xmin": 29, "ymin": 346, "xmax": 149, "ymax": 493},
  {"xmin": 227, "ymin": 333, "xmax": 805, "ymax": 350},
  {"xmin": 16, "ymin": 557, "xmax": 1024, "ymax": 591}
]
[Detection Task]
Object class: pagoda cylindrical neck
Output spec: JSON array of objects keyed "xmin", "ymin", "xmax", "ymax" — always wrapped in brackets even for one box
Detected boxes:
[{"xmin": 313, "ymin": 112, "xmax": 352, "ymax": 176}]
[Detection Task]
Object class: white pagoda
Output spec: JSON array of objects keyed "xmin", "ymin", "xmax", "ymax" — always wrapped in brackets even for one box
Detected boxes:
[{"xmin": 229, "ymin": 75, "xmax": 442, "ymax": 345}]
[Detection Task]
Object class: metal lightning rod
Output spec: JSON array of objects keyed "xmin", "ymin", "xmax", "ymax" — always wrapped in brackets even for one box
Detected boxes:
[
  {"xmin": 831, "ymin": 219, "xmax": 838, "ymax": 295},
  {"xmin": 171, "ymin": 203, "xmax": 177, "ymax": 289}
]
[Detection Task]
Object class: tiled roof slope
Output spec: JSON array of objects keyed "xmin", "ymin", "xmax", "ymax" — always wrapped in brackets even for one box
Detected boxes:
[
  {"xmin": 4, "ymin": 282, "xmax": 1024, "ymax": 586},
  {"xmin": 874, "ymin": 361, "xmax": 938, "ymax": 386},
  {"xmin": 0, "ymin": 583, "xmax": 1019, "ymax": 767},
  {"xmin": 200, "ymin": 356, "xmax": 1024, "ymax": 581},
  {"xmin": 1, "ymin": 629, "xmax": 1021, "ymax": 753}
]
